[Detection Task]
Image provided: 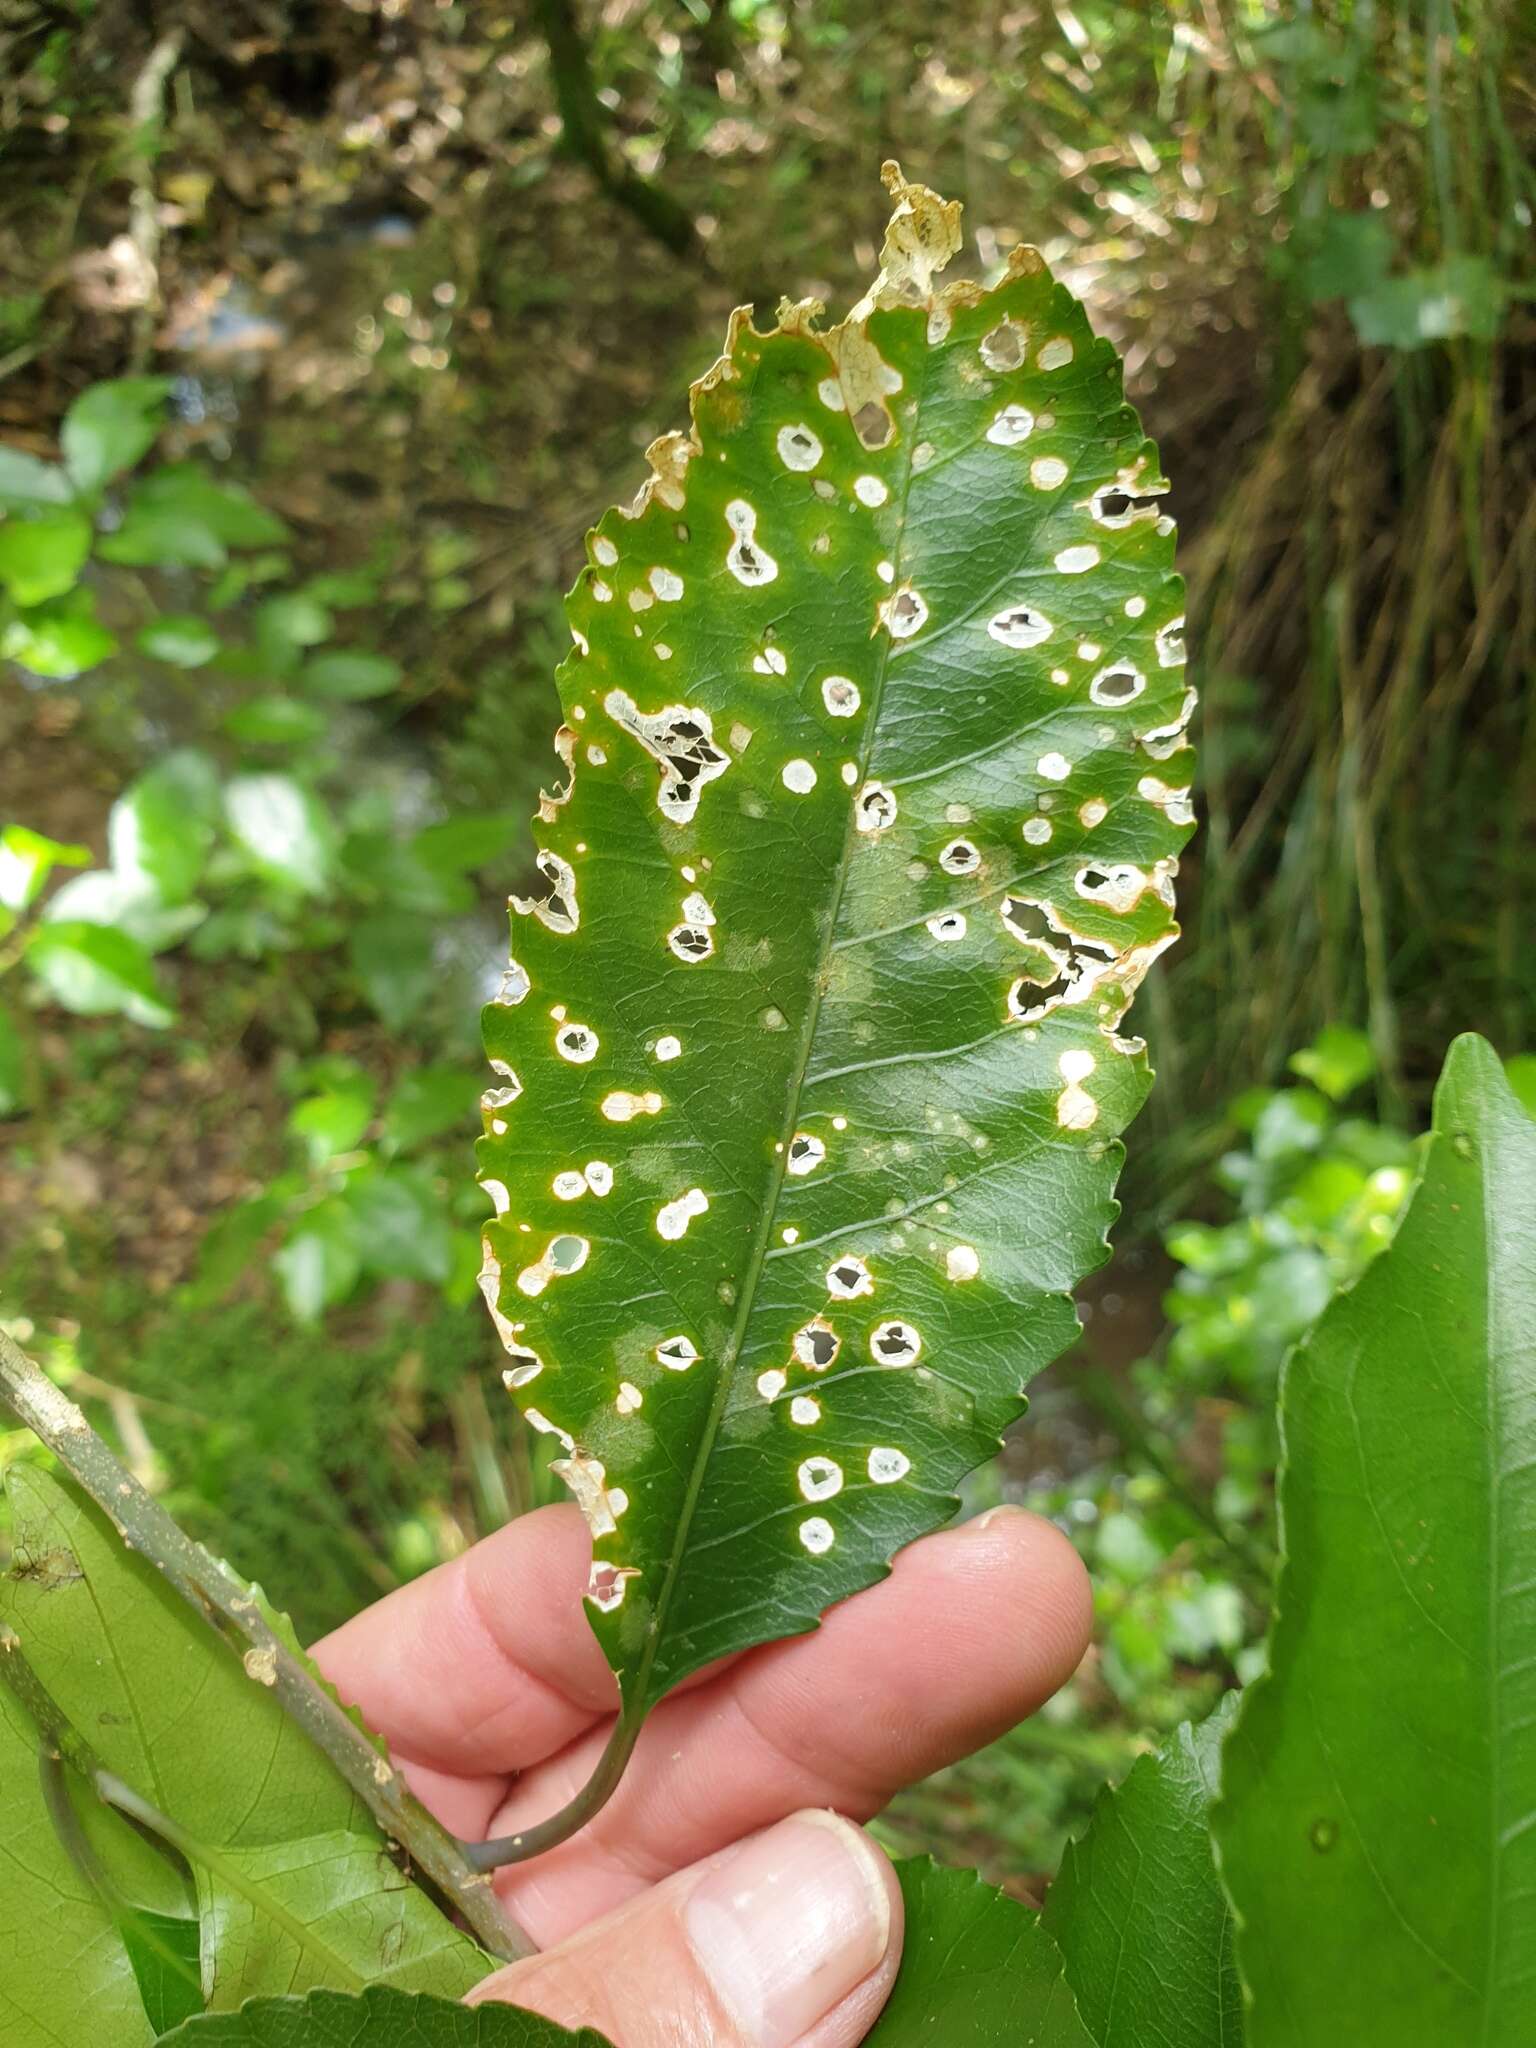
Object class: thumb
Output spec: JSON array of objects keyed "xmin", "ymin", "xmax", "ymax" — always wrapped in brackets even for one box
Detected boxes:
[{"xmin": 467, "ymin": 1810, "xmax": 904, "ymax": 2048}]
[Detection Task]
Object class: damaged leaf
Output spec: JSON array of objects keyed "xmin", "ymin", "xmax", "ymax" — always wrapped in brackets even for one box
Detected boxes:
[{"xmin": 477, "ymin": 164, "xmax": 1193, "ymax": 1726}]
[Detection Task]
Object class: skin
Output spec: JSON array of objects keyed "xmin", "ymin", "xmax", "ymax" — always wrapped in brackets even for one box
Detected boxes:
[{"xmin": 316, "ymin": 1499, "xmax": 1091, "ymax": 2045}]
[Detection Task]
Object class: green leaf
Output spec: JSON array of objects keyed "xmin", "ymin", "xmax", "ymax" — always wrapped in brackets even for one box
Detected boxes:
[
  {"xmin": 110, "ymin": 750, "xmax": 222, "ymax": 902},
  {"xmin": 257, "ymin": 594, "xmax": 333, "ymax": 670},
  {"xmin": 1286, "ymin": 1022, "xmax": 1374, "ymax": 1102},
  {"xmin": 158, "ymin": 1984, "xmax": 609, "ymax": 2044},
  {"xmin": 44, "ymin": 870, "xmax": 207, "ymax": 952},
  {"xmin": 1043, "ymin": 1699, "xmax": 1240, "ymax": 2047},
  {"xmin": 0, "ymin": 822, "xmax": 89, "ymax": 910},
  {"xmin": 385, "ymin": 1065, "xmax": 480, "ymax": 1151},
  {"xmin": 1296, "ymin": 209, "xmax": 1393, "ymax": 304},
  {"xmin": 1214, "ymin": 1035, "xmax": 1536, "ymax": 2042},
  {"xmin": 290, "ymin": 1073, "xmax": 376, "ymax": 1164},
  {"xmin": 410, "ymin": 811, "xmax": 523, "ymax": 873},
  {"xmin": 120, "ymin": 1909, "xmax": 203, "ymax": 2034},
  {"xmin": 3, "ymin": 588, "xmax": 118, "ymax": 677},
  {"xmin": 225, "ymin": 696, "xmax": 330, "ymax": 747},
  {"xmin": 303, "ymin": 649, "xmax": 404, "ymax": 701},
  {"xmin": 274, "ymin": 1198, "xmax": 364, "ymax": 1319},
  {"xmin": 0, "ymin": 505, "xmax": 93, "ymax": 604},
  {"xmin": 97, "ymin": 505, "xmax": 227, "ymax": 571},
  {"xmin": 185, "ymin": 1191, "xmax": 289, "ymax": 1306},
  {"xmin": 477, "ymin": 170, "xmax": 1190, "ymax": 1719},
  {"xmin": 136, "ymin": 613, "xmax": 224, "ymax": 667},
  {"xmin": 130, "ymin": 464, "xmax": 289, "ymax": 549},
  {"xmin": 0, "ymin": 1002, "xmax": 24, "ymax": 1114},
  {"xmin": 0, "ymin": 442, "xmax": 72, "ymax": 507},
  {"xmin": 26, "ymin": 920, "xmax": 174, "ymax": 1027},
  {"xmin": 60, "ymin": 376, "xmax": 171, "ymax": 493},
  {"xmin": 347, "ymin": 1168, "xmax": 454, "ymax": 1285},
  {"xmin": 1349, "ymin": 254, "xmax": 1506, "ymax": 350},
  {"xmin": 0, "ymin": 1471, "xmax": 488, "ymax": 2008},
  {"xmin": 0, "ymin": 1681, "xmax": 152, "ymax": 2046},
  {"xmin": 864, "ymin": 1860, "xmax": 1093, "ymax": 2045},
  {"xmin": 350, "ymin": 911, "xmax": 435, "ymax": 1030},
  {"xmin": 226, "ymin": 774, "xmax": 335, "ymax": 894}
]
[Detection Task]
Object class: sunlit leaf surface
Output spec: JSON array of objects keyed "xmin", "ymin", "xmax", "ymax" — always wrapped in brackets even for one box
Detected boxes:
[{"xmin": 477, "ymin": 166, "xmax": 1193, "ymax": 1719}]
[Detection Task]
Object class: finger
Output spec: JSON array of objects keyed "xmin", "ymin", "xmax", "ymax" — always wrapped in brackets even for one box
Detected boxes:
[
  {"xmin": 312, "ymin": 1504, "xmax": 609, "ymax": 1802},
  {"xmin": 470, "ymin": 1810, "xmax": 902, "ymax": 2048},
  {"xmin": 490, "ymin": 1505, "xmax": 1089, "ymax": 1942}
]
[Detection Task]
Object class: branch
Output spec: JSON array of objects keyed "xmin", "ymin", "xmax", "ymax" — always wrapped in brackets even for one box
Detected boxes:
[
  {"xmin": 533, "ymin": 0, "xmax": 702, "ymax": 259},
  {"xmin": 0, "ymin": 1325, "xmax": 535, "ymax": 1964}
]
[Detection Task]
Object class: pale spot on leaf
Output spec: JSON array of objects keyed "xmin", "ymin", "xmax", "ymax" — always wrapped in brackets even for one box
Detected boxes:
[
  {"xmin": 657, "ymin": 1187, "xmax": 709, "ymax": 1239},
  {"xmin": 800, "ymin": 1516, "xmax": 835, "ymax": 1554},
  {"xmin": 868, "ymin": 1446, "xmax": 911, "ymax": 1484},
  {"xmin": 602, "ymin": 1089, "xmax": 663, "ymax": 1121},
  {"xmin": 799, "ymin": 1455, "xmax": 844, "ymax": 1502}
]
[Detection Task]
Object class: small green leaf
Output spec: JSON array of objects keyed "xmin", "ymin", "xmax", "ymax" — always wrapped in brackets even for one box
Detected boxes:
[
  {"xmin": 385, "ymin": 1065, "xmax": 480, "ymax": 1151},
  {"xmin": 184, "ymin": 1191, "xmax": 289, "ymax": 1305},
  {"xmin": 350, "ymin": 911, "xmax": 435, "ymax": 1029},
  {"xmin": 224, "ymin": 696, "xmax": 330, "ymax": 747},
  {"xmin": 0, "ymin": 443, "xmax": 72, "ymax": 506},
  {"xmin": 158, "ymin": 1984, "xmax": 609, "ymax": 2044},
  {"xmin": 410, "ymin": 811, "xmax": 523, "ymax": 873},
  {"xmin": 226, "ymin": 774, "xmax": 335, "ymax": 894},
  {"xmin": 129, "ymin": 464, "xmax": 289, "ymax": 549},
  {"xmin": 347, "ymin": 1167, "xmax": 454, "ymax": 1285},
  {"xmin": 0, "ymin": 822, "xmax": 90, "ymax": 910},
  {"xmin": 256, "ymin": 593, "xmax": 332, "ymax": 670},
  {"xmin": 136, "ymin": 614, "xmax": 223, "ymax": 667},
  {"xmin": 97, "ymin": 505, "xmax": 227, "ymax": 570},
  {"xmin": 44, "ymin": 870, "xmax": 207, "ymax": 952},
  {"xmin": 119, "ymin": 1909, "xmax": 203, "ymax": 2034},
  {"xmin": 0, "ymin": 505, "xmax": 93, "ymax": 604},
  {"xmin": 290, "ymin": 1074, "xmax": 376, "ymax": 1164},
  {"xmin": 302, "ymin": 649, "xmax": 403, "ymax": 700},
  {"xmin": 864, "ymin": 1860, "xmax": 1093, "ymax": 2045},
  {"xmin": 1214, "ymin": 1035, "xmax": 1536, "ymax": 2042},
  {"xmin": 60, "ymin": 376, "xmax": 171, "ymax": 493},
  {"xmin": 1349, "ymin": 254, "xmax": 1506, "ymax": 350},
  {"xmin": 110, "ymin": 751, "xmax": 222, "ymax": 902},
  {"xmin": 1042, "ymin": 1699, "xmax": 1241, "ymax": 2047},
  {"xmin": 1296, "ymin": 209, "xmax": 1394, "ymax": 303},
  {"xmin": 26, "ymin": 920, "xmax": 175, "ymax": 1027},
  {"xmin": 1286, "ymin": 1022, "xmax": 1375, "ymax": 1102},
  {"xmin": 0, "ymin": 1002, "xmax": 24, "ymax": 1114},
  {"xmin": 275, "ymin": 1198, "xmax": 364, "ymax": 1319},
  {"xmin": 3, "ymin": 589, "xmax": 118, "ymax": 677},
  {"xmin": 0, "ymin": 1681, "xmax": 151, "ymax": 2046}
]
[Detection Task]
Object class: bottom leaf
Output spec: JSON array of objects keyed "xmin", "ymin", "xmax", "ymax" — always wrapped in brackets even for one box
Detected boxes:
[
  {"xmin": 158, "ymin": 1984, "xmax": 611, "ymax": 2045},
  {"xmin": 865, "ymin": 1859, "xmax": 1093, "ymax": 2046}
]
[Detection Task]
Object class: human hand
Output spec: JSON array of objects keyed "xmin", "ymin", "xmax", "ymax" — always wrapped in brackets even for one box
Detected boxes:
[{"xmin": 315, "ymin": 1501, "xmax": 1090, "ymax": 2047}]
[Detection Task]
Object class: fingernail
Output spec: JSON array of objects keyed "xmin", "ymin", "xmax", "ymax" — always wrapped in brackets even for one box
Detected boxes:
[
  {"xmin": 972, "ymin": 1501, "xmax": 1030, "ymax": 1530},
  {"xmin": 684, "ymin": 1811, "xmax": 892, "ymax": 2047}
]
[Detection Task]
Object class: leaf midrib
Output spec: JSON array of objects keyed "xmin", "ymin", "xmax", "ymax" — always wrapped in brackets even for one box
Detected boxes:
[{"xmin": 624, "ymin": 318, "xmax": 935, "ymax": 1712}]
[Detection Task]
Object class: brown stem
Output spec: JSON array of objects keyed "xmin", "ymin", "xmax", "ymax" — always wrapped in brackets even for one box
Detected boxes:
[{"xmin": 533, "ymin": 0, "xmax": 701, "ymax": 258}]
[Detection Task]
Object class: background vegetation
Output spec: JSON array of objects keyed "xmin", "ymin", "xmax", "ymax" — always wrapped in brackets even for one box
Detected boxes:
[{"xmin": 1, "ymin": 0, "xmax": 1532, "ymax": 1899}]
